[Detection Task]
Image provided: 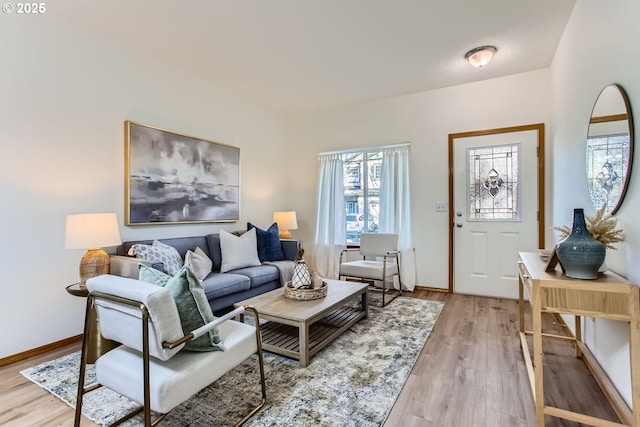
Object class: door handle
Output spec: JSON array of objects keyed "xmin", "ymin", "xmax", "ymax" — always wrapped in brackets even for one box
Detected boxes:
[{"xmin": 456, "ymin": 223, "xmax": 463, "ymax": 228}]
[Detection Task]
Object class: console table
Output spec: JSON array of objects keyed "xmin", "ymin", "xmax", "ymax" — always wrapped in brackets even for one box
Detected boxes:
[{"xmin": 518, "ymin": 251, "xmax": 640, "ymax": 427}]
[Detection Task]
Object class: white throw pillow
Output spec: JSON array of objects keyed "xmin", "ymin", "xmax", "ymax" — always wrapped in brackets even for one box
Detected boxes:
[
  {"xmin": 184, "ymin": 247, "xmax": 213, "ymax": 280},
  {"xmin": 219, "ymin": 229, "xmax": 261, "ymax": 273}
]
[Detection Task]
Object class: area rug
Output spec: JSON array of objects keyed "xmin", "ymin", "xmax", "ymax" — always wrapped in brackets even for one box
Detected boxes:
[{"xmin": 21, "ymin": 296, "xmax": 443, "ymax": 426}]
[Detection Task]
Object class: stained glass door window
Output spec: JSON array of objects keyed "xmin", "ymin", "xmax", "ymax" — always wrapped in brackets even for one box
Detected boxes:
[
  {"xmin": 467, "ymin": 143, "xmax": 520, "ymax": 221},
  {"xmin": 586, "ymin": 134, "xmax": 630, "ymax": 213}
]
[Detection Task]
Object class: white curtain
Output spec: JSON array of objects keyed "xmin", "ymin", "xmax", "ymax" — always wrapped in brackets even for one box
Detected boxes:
[
  {"xmin": 313, "ymin": 154, "xmax": 345, "ymax": 279},
  {"xmin": 379, "ymin": 145, "xmax": 416, "ymax": 291}
]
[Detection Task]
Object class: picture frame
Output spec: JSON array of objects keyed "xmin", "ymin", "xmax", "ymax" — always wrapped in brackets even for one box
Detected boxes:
[
  {"xmin": 125, "ymin": 121, "xmax": 240, "ymax": 225},
  {"xmin": 543, "ymin": 245, "xmax": 561, "ymax": 272}
]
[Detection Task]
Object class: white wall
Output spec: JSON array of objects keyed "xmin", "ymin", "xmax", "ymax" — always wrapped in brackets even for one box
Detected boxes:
[
  {"xmin": 0, "ymin": 15, "xmax": 289, "ymax": 358},
  {"xmin": 550, "ymin": 0, "xmax": 640, "ymax": 407},
  {"xmin": 286, "ymin": 70, "xmax": 551, "ymax": 290}
]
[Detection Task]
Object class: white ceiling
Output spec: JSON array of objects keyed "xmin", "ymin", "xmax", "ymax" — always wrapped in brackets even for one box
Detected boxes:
[{"xmin": 51, "ymin": 0, "xmax": 576, "ymax": 113}]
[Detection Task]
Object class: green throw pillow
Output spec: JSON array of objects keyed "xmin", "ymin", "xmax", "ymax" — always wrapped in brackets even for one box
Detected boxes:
[{"xmin": 138, "ymin": 264, "xmax": 224, "ymax": 352}]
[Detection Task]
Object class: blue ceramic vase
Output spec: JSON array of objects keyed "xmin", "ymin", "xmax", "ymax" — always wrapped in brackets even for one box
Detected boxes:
[{"xmin": 556, "ymin": 208, "xmax": 606, "ymax": 279}]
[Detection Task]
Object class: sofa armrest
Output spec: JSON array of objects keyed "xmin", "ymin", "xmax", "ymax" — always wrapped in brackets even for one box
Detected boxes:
[
  {"xmin": 110, "ymin": 255, "xmax": 164, "ymax": 279},
  {"xmin": 281, "ymin": 240, "xmax": 300, "ymax": 261}
]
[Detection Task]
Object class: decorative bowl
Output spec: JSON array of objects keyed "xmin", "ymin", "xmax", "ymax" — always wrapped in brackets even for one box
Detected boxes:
[{"xmin": 283, "ymin": 281, "xmax": 328, "ymax": 300}]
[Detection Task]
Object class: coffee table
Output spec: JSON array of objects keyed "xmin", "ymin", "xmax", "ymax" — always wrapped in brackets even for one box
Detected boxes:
[{"xmin": 234, "ymin": 279, "xmax": 368, "ymax": 367}]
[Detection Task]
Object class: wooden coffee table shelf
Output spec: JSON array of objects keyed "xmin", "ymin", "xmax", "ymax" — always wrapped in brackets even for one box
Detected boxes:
[
  {"xmin": 260, "ymin": 306, "xmax": 363, "ymax": 360},
  {"xmin": 235, "ymin": 280, "xmax": 368, "ymax": 367}
]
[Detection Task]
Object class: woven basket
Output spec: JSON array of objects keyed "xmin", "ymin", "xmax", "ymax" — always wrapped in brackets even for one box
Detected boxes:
[{"xmin": 284, "ymin": 281, "xmax": 328, "ymax": 300}]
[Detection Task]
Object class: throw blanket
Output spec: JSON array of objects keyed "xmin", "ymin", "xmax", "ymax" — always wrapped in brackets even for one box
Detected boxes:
[{"xmin": 264, "ymin": 260, "xmax": 295, "ymax": 285}]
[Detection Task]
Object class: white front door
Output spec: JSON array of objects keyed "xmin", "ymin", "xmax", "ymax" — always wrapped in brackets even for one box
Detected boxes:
[{"xmin": 451, "ymin": 125, "xmax": 543, "ymax": 298}]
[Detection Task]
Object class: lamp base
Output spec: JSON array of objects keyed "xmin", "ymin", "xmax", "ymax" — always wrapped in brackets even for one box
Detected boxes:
[
  {"xmin": 279, "ymin": 229, "xmax": 292, "ymax": 239},
  {"xmin": 79, "ymin": 248, "xmax": 110, "ymax": 288}
]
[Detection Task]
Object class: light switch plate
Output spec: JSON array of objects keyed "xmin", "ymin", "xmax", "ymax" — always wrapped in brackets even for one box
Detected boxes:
[{"xmin": 436, "ymin": 202, "xmax": 447, "ymax": 212}]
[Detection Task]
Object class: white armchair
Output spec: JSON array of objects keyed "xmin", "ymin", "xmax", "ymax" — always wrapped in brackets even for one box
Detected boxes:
[
  {"xmin": 339, "ymin": 233, "xmax": 402, "ymax": 306},
  {"xmin": 74, "ymin": 274, "xmax": 266, "ymax": 427}
]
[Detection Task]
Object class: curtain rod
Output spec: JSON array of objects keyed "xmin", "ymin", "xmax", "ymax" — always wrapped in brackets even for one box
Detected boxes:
[{"xmin": 319, "ymin": 142, "xmax": 410, "ymax": 156}]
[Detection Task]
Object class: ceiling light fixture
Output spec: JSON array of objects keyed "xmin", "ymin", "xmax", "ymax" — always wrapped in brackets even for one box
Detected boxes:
[{"xmin": 465, "ymin": 45, "xmax": 497, "ymax": 68}]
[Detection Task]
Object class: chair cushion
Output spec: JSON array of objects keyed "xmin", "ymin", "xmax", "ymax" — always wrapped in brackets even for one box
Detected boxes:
[
  {"xmin": 247, "ymin": 222, "xmax": 285, "ymax": 262},
  {"xmin": 96, "ymin": 319, "xmax": 258, "ymax": 414},
  {"xmin": 184, "ymin": 247, "xmax": 213, "ymax": 281},
  {"xmin": 131, "ymin": 240, "xmax": 184, "ymax": 276},
  {"xmin": 219, "ymin": 229, "xmax": 261, "ymax": 273},
  {"xmin": 339, "ymin": 260, "xmax": 398, "ymax": 280},
  {"xmin": 86, "ymin": 275, "xmax": 185, "ymax": 361},
  {"xmin": 138, "ymin": 264, "xmax": 224, "ymax": 352}
]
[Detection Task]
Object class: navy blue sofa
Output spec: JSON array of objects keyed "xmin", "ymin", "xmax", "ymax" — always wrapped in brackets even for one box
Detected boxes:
[{"xmin": 109, "ymin": 233, "xmax": 298, "ymax": 314}]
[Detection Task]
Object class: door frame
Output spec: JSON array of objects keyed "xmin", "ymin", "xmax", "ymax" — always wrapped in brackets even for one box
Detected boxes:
[{"xmin": 447, "ymin": 123, "xmax": 546, "ymax": 293}]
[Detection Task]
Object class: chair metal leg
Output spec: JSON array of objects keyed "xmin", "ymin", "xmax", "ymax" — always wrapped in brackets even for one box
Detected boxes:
[
  {"xmin": 382, "ymin": 253, "xmax": 403, "ymax": 307},
  {"xmin": 235, "ymin": 306, "xmax": 267, "ymax": 427},
  {"xmin": 397, "ymin": 255, "xmax": 404, "ymax": 299},
  {"xmin": 382, "ymin": 258, "xmax": 388, "ymax": 307}
]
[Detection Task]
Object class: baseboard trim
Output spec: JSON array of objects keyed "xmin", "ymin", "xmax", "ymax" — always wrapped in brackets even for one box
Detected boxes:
[
  {"xmin": 0, "ymin": 334, "xmax": 82, "ymax": 367},
  {"xmin": 414, "ymin": 285, "xmax": 450, "ymax": 293}
]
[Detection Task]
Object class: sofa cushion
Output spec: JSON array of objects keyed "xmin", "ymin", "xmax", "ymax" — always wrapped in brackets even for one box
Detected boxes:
[
  {"xmin": 205, "ymin": 234, "xmax": 222, "ymax": 272},
  {"xmin": 247, "ymin": 222, "xmax": 285, "ymax": 262},
  {"xmin": 231, "ymin": 265, "xmax": 280, "ymax": 288},
  {"xmin": 138, "ymin": 264, "xmax": 224, "ymax": 352},
  {"xmin": 131, "ymin": 240, "xmax": 183, "ymax": 276},
  {"xmin": 201, "ymin": 272, "xmax": 251, "ymax": 300},
  {"xmin": 219, "ymin": 229, "xmax": 261, "ymax": 273},
  {"xmin": 184, "ymin": 247, "xmax": 213, "ymax": 281}
]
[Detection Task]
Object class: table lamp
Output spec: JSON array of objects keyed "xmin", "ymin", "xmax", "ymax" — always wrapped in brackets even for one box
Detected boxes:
[
  {"xmin": 65, "ymin": 213, "xmax": 122, "ymax": 288},
  {"xmin": 273, "ymin": 211, "xmax": 298, "ymax": 239}
]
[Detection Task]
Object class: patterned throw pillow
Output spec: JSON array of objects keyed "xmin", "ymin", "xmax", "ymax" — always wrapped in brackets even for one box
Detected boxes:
[
  {"xmin": 184, "ymin": 247, "xmax": 213, "ymax": 281},
  {"xmin": 138, "ymin": 264, "xmax": 224, "ymax": 352},
  {"xmin": 247, "ymin": 222, "xmax": 285, "ymax": 262},
  {"xmin": 131, "ymin": 240, "xmax": 183, "ymax": 276}
]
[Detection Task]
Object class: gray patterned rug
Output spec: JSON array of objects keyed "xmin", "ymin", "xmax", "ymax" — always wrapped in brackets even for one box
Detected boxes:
[{"xmin": 21, "ymin": 296, "xmax": 443, "ymax": 426}]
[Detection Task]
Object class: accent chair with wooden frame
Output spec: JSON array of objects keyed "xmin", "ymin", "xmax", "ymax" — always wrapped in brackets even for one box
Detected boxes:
[
  {"xmin": 339, "ymin": 233, "xmax": 402, "ymax": 307},
  {"xmin": 74, "ymin": 275, "xmax": 266, "ymax": 427}
]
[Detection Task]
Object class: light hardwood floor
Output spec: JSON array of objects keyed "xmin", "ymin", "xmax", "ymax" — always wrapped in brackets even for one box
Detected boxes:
[{"xmin": 0, "ymin": 291, "xmax": 619, "ymax": 427}]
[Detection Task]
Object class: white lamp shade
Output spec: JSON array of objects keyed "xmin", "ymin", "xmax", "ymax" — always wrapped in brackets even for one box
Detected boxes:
[
  {"xmin": 273, "ymin": 211, "xmax": 298, "ymax": 230},
  {"xmin": 65, "ymin": 213, "xmax": 122, "ymax": 250}
]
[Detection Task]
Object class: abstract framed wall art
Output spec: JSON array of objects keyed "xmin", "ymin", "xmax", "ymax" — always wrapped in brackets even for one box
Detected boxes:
[{"xmin": 125, "ymin": 121, "xmax": 240, "ymax": 225}]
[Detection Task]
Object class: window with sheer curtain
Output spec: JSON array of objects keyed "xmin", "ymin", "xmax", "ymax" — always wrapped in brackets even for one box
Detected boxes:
[
  {"xmin": 314, "ymin": 144, "xmax": 416, "ymax": 290},
  {"xmin": 343, "ymin": 150, "xmax": 382, "ymax": 245}
]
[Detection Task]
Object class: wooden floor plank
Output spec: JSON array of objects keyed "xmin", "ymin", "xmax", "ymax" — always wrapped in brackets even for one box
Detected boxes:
[{"xmin": 384, "ymin": 290, "xmax": 620, "ymax": 427}]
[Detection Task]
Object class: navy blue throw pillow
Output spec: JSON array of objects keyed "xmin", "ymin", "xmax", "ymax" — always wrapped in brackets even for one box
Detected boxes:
[{"xmin": 247, "ymin": 222, "xmax": 285, "ymax": 262}]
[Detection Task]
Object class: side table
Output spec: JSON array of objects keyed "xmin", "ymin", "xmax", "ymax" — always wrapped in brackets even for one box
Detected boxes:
[
  {"xmin": 66, "ymin": 283, "xmax": 118, "ymax": 364},
  {"xmin": 518, "ymin": 251, "xmax": 640, "ymax": 426}
]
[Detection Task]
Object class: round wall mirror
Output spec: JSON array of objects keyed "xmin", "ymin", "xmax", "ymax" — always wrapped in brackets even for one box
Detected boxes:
[{"xmin": 586, "ymin": 84, "xmax": 634, "ymax": 215}]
